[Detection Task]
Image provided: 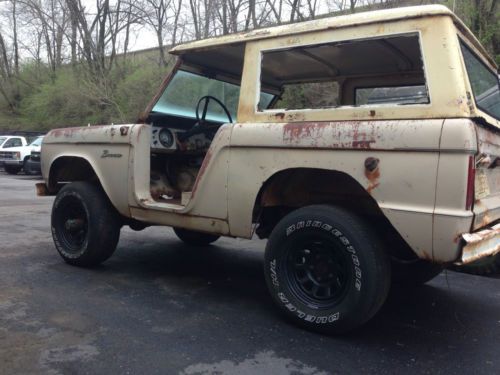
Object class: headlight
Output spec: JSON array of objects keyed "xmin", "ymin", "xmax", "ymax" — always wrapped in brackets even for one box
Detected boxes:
[{"xmin": 14, "ymin": 152, "xmax": 21, "ymax": 160}]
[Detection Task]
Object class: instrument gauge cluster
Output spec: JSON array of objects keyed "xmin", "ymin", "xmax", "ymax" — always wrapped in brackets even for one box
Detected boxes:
[
  {"xmin": 151, "ymin": 127, "xmax": 177, "ymax": 151},
  {"xmin": 151, "ymin": 125, "xmax": 212, "ymax": 152}
]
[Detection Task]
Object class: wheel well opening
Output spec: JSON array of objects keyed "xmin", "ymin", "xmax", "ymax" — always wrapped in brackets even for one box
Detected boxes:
[
  {"xmin": 48, "ymin": 157, "xmax": 99, "ymax": 193},
  {"xmin": 253, "ymin": 168, "xmax": 415, "ymax": 259}
]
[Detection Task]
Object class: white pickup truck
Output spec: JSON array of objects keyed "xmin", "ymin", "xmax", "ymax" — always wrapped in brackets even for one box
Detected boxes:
[
  {"xmin": 37, "ymin": 5, "xmax": 500, "ymax": 334},
  {"xmin": 0, "ymin": 136, "xmax": 43, "ymax": 175}
]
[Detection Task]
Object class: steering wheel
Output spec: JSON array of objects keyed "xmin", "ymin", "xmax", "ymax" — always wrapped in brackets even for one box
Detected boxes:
[
  {"xmin": 177, "ymin": 96, "xmax": 233, "ymax": 143},
  {"xmin": 195, "ymin": 95, "xmax": 233, "ymax": 125}
]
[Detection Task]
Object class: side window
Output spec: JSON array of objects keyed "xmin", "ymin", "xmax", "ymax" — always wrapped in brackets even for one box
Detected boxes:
[
  {"xmin": 460, "ymin": 42, "xmax": 500, "ymax": 119},
  {"xmin": 4, "ymin": 138, "xmax": 22, "ymax": 148},
  {"xmin": 356, "ymin": 85, "xmax": 428, "ymax": 105},
  {"xmin": 261, "ymin": 33, "xmax": 429, "ymax": 111}
]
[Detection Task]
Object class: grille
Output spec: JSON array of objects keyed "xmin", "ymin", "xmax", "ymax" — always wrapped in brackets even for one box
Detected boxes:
[{"xmin": 0, "ymin": 151, "xmax": 15, "ymax": 160}]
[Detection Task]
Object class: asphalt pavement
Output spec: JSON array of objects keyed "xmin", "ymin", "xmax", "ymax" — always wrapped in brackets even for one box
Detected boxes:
[{"xmin": 1, "ymin": 171, "xmax": 499, "ymax": 375}]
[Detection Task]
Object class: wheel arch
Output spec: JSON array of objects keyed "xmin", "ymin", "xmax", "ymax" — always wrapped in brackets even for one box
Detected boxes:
[
  {"xmin": 47, "ymin": 155, "xmax": 129, "ymax": 217},
  {"xmin": 253, "ymin": 167, "xmax": 416, "ymax": 259}
]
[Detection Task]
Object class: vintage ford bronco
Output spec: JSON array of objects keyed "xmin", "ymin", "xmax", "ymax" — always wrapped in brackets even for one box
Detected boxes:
[{"xmin": 38, "ymin": 5, "xmax": 500, "ymax": 333}]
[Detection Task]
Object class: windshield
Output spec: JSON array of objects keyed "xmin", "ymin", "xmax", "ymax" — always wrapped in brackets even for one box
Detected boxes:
[
  {"xmin": 30, "ymin": 137, "xmax": 43, "ymax": 146},
  {"xmin": 0, "ymin": 137, "xmax": 6, "ymax": 146},
  {"xmin": 152, "ymin": 70, "xmax": 274, "ymax": 122},
  {"xmin": 461, "ymin": 42, "xmax": 500, "ymax": 120}
]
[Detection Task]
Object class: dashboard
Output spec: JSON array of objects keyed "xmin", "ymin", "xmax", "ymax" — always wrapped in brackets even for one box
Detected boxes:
[{"xmin": 151, "ymin": 126, "xmax": 212, "ymax": 153}]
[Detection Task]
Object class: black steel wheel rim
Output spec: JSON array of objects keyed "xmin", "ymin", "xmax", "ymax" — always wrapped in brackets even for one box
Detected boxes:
[
  {"xmin": 55, "ymin": 195, "xmax": 88, "ymax": 253},
  {"xmin": 284, "ymin": 233, "xmax": 352, "ymax": 309}
]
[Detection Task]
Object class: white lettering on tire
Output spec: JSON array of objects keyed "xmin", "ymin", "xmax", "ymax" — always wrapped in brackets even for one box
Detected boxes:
[
  {"xmin": 269, "ymin": 259, "xmax": 279, "ymax": 288},
  {"xmin": 276, "ymin": 219, "xmax": 367, "ymax": 324},
  {"xmin": 284, "ymin": 219, "xmax": 363, "ymax": 292}
]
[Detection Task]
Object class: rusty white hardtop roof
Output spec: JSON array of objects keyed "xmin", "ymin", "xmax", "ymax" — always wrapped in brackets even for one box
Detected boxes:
[
  {"xmin": 171, "ymin": 5, "xmax": 458, "ymax": 54},
  {"xmin": 170, "ymin": 4, "xmax": 496, "ymax": 68}
]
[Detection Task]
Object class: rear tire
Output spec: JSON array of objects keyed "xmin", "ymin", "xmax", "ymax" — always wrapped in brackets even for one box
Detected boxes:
[
  {"xmin": 51, "ymin": 181, "xmax": 121, "ymax": 267},
  {"xmin": 173, "ymin": 227, "xmax": 220, "ymax": 246},
  {"xmin": 264, "ymin": 205, "xmax": 391, "ymax": 334}
]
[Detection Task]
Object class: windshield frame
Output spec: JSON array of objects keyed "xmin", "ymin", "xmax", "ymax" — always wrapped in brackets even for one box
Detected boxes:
[{"xmin": 459, "ymin": 39, "xmax": 500, "ymax": 121}]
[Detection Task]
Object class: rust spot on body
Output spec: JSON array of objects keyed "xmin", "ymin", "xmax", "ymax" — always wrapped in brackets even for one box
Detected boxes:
[
  {"xmin": 283, "ymin": 123, "xmax": 327, "ymax": 145},
  {"xmin": 48, "ymin": 125, "xmax": 110, "ymax": 139},
  {"xmin": 282, "ymin": 121, "xmax": 377, "ymax": 149},
  {"xmin": 120, "ymin": 126, "xmax": 129, "ymax": 136},
  {"xmin": 364, "ymin": 157, "xmax": 380, "ymax": 194},
  {"xmin": 352, "ymin": 140, "xmax": 375, "ymax": 149}
]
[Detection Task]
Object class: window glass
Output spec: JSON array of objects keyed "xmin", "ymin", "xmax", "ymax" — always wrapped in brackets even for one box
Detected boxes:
[
  {"xmin": 356, "ymin": 85, "xmax": 428, "ymax": 105},
  {"xmin": 29, "ymin": 137, "xmax": 43, "ymax": 146},
  {"xmin": 4, "ymin": 138, "xmax": 21, "ymax": 148},
  {"xmin": 261, "ymin": 33, "xmax": 429, "ymax": 111},
  {"xmin": 460, "ymin": 42, "xmax": 500, "ymax": 119},
  {"xmin": 153, "ymin": 70, "xmax": 274, "ymax": 122},
  {"xmin": 0, "ymin": 137, "xmax": 6, "ymax": 147}
]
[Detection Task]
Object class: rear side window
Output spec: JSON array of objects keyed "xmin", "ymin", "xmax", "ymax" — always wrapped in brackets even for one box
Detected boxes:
[
  {"xmin": 460, "ymin": 42, "xmax": 500, "ymax": 119},
  {"xmin": 261, "ymin": 33, "xmax": 429, "ymax": 111},
  {"xmin": 356, "ymin": 85, "xmax": 428, "ymax": 105}
]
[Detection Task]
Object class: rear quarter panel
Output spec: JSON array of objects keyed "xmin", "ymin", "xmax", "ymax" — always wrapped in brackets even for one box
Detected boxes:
[{"xmin": 228, "ymin": 120, "xmax": 443, "ymax": 260}]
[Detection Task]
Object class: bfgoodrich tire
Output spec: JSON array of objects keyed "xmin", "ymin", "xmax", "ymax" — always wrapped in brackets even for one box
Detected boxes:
[
  {"xmin": 51, "ymin": 182, "xmax": 121, "ymax": 267},
  {"xmin": 264, "ymin": 205, "xmax": 391, "ymax": 334},
  {"xmin": 173, "ymin": 227, "xmax": 220, "ymax": 246}
]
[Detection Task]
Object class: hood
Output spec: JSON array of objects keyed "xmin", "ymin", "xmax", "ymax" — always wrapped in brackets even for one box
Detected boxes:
[{"xmin": 3, "ymin": 145, "xmax": 37, "ymax": 153}]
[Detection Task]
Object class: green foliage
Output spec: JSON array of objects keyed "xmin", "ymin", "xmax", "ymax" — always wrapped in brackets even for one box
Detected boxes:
[
  {"xmin": 114, "ymin": 63, "xmax": 165, "ymax": 122},
  {"xmin": 0, "ymin": 61, "xmax": 167, "ymax": 131},
  {"xmin": 21, "ymin": 71, "xmax": 92, "ymax": 129},
  {"xmin": 278, "ymin": 82, "xmax": 340, "ymax": 110}
]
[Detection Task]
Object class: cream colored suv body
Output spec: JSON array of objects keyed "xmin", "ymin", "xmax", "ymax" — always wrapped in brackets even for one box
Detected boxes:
[{"xmin": 39, "ymin": 5, "xmax": 500, "ymax": 333}]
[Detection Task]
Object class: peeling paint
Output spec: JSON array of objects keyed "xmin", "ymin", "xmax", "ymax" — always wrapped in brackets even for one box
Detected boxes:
[{"xmin": 282, "ymin": 121, "xmax": 378, "ymax": 149}]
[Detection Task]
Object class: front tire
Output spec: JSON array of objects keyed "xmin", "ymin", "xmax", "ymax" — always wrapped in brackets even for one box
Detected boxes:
[
  {"xmin": 173, "ymin": 227, "xmax": 220, "ymax": 246},
  {"xmin": 22, "ymin": 157, "xmax": 30, "ymax": 174},
  {"xmin": 51, "ymin": 182, "xmax": 121, "ymax": 267},
  {"xmin": 264, "ymin": 205, "xmax": 390, "ymax": 334},
  {"xmin": 4, "ymin": 165, "xmax": 21, "ymax": 175}
]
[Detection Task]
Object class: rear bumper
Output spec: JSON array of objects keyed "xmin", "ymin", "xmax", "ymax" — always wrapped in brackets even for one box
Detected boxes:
[{"xmin": 455, "ymin": 223, "xmax": 500, "ymax": 265}]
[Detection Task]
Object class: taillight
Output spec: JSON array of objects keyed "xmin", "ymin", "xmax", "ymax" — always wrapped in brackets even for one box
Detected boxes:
[{"xmin": 465, "ymin": 155, "xmax": 475, "ymax": 210}]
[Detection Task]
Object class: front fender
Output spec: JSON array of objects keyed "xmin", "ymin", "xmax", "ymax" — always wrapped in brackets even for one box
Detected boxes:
[{"xmin": 42, "ymin": 124, "xmax": 137, "ymax": 217}]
